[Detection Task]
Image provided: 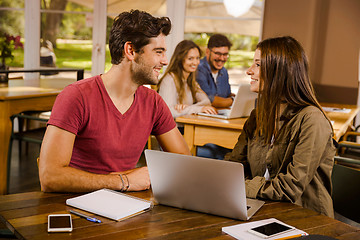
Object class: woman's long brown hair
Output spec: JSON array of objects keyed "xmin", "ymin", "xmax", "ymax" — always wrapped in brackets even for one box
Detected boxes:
[
  {"xmin": 158, "ymin": 40, "xmax": 202, "ymax": 104},
  {"xmin": 255, "ymin": 36, "xmax": 331, "ymax": 143}
]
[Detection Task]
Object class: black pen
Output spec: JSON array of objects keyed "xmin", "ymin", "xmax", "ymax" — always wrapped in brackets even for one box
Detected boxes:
[{"xmin": 70, "ymin": 210, "xmax": 102, "ymax": 223}]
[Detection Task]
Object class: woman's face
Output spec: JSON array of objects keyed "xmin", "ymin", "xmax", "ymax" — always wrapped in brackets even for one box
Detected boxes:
[
  {"xmin": 182, "ymin": 48, "xmax": 200, "ymax": 74},
  {"xmin": 246, "ymin": 49, "xmax": 261, "ymax": 93}
]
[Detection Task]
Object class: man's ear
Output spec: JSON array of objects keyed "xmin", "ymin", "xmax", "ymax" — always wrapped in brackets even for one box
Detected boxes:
[
  {"xmin": 124, "ymin": 42, "xmax": 135, "ymax": 61},
  {"xmin": 205, "ymin": 48, "xmax": 210, "ymax": 58}
]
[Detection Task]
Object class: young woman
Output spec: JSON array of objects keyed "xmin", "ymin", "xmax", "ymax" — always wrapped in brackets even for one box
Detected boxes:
[
  {"xmin": 158, "ymin": 40, "xmax": 216, "ymax": 125},
  {"xmin": 225, "ymin": 36, "xmax": 336, "ymax": 217}
]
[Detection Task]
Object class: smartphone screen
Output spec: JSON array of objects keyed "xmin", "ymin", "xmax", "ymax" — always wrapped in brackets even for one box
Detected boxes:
[
  {"xmin": 248, "ymin": 222, "xmax": 294, "ymax": 238},
  {"xmin": 48, "ymin": 214, "xmax": 73, "ymax": 232}
]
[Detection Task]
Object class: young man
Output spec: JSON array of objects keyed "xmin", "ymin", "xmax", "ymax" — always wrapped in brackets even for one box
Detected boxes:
[
  {"xmin": 39, "ymin": 10, "xmax": 190, "ymax": 193},
  {"xmin": 196, "ymin": 34, "xmax": 234, "ymax": 108}
]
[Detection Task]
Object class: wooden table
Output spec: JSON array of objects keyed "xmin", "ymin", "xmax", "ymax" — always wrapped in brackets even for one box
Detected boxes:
[
  {"xmin": 323, "ymin": 103, "xmax": 360, "ymax": 142},
  {"xmin": 176, "ymin": 115, "xmax": 247, "ymax": 155},
  {"xmin": 0, "ymin": 190, "xmax": 359, "ymax": 239},
  {"xmin": 0, "ymin": 78, "xmax": 75, "ymax": 195},
  {"xmin": 176, "ymin": 103, "xmax": 359, "ymax": 155}
]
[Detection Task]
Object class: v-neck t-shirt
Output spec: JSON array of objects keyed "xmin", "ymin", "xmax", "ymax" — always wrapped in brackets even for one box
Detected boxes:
[{"xmin": 48, "ymin": 75, "xmax": 176, "ymax": 174}]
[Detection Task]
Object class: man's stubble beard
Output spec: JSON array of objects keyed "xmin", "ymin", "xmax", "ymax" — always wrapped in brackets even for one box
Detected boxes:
[
  {"xmin": 130, "ymin": 55, "xmax": 159, "ymax": 86},
  {"xmin": 208, "ymin": 53, "xmax": 226, "ymax": 72}
]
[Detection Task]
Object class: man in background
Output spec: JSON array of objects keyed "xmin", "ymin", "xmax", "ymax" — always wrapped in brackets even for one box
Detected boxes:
[
  {"xmin": 39, "ymin": 10, "xmax": 190, "ymax": 193},
  {"xmin": 196, "ymin": 34, "xmax": 234, "ymax": 108}
]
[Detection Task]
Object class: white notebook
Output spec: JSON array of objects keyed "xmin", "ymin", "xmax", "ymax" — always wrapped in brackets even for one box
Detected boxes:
[{"xmin": 66, "ymin": 189, "xmax": 153, "ymax": 221}]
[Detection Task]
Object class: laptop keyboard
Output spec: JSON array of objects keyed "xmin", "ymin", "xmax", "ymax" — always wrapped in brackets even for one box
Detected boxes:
[{"xmin": 217, "ymin": 109, "xmax": 231, "ymax": 116}]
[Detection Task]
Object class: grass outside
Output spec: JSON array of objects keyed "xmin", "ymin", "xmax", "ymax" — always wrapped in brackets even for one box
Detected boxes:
[
  {"xmin": 7, "ymin": 41, "xmax": 254, "ymax": 71},
  {"xmin": 227, "ymin": 50, "xmax": 254, "ymax": 69}
]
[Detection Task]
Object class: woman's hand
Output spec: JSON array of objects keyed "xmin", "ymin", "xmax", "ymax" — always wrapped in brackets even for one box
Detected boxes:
[
  {"xmin": 175, "ymin": 104, "xmax": 189, "ymax": 112},
  {"xmin": 201, "ymin": 106, "xmax": 217, "ymax": 114}
]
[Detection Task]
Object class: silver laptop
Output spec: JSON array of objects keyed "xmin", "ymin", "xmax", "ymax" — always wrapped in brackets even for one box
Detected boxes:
[
  {"xmin": 198, "ymin": 83, "xmax": 257, "ymax": 119},
  {"xmin": 145, "ymin": 149, "xmax": 264, "ymax": 220}
]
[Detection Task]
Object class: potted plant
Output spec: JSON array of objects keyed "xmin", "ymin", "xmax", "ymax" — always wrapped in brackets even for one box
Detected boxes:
[
  {"xmin": 0, "ymin": 33, "xmax": 23, "ymax": 69},
  {"xmin": 0, "ymin": 33, "xmax": 23, "ymax": 84}
]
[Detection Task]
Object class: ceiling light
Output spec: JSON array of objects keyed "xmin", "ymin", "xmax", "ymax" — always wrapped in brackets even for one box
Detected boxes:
[{"xmin": 223, "ymin": 0, "xmax": 255, "ymax": 17}]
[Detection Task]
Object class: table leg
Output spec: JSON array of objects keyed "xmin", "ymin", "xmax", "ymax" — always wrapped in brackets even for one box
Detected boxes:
[
  {"xmin": 183, "ymin": 124, "xmax": 196, "ymax": 155},
  {"xmin": 0, "ymin": 102, "xmax": 11, "ymax": 194}
]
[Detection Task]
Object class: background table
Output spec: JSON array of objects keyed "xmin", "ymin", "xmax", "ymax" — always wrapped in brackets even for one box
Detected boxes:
[
  {"xmin": 323, "ymin": 103, "xmax": 360, "ymax": 141},
  {"xmin": 0, "ymin": 78, "xmax": 75, "ymax": 195},
  {"xmin": 0, "ymin": 190, "xmax": 359, "ymax": 239},
  {"xmin": 176, "ymin": 103, "xmax": 359, "ymax": 155},
  {"xmin": 176, "ymin": 115, "xmax": 246, "ymax": 155}
]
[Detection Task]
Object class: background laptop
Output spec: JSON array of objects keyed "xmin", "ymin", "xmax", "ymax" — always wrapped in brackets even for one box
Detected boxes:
[
  {"xmin": 198, "ymin": 82, "xmax": 257, "ymax": 119},
  {"xmin": 145, "ymin": 149, "xmax": 264, "ymax": 220}
]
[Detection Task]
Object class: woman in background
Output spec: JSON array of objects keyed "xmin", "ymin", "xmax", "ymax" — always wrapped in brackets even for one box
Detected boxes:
[
  {"xmin": 158, "ymin": 40, "xmax": 216, "ymax": 132},
  {"xmin": 225, "ymin": 36, "xmax": 336, "ymax": 217}
]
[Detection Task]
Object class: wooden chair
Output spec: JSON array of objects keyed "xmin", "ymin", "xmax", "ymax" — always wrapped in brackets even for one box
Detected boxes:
[
  {"xmin": 6, "ymin": 113, "xmax": 49, "ymax": 194},
  {"xmin": 337, "ymin": 126, "xmax": 360, "ymax": 157},
  {"xmin": 16, "ymin": 111, "xmax": 50, "ymax": 156}
]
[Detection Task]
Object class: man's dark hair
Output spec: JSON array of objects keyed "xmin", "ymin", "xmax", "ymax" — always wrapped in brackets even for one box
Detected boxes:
[
  {"xmin": 207, "ymin": 34, "xmax": 232, "ymax": 49},
  {"xmin": 109, "ymin": 9, "xmax": 171, "ymax": 64}
]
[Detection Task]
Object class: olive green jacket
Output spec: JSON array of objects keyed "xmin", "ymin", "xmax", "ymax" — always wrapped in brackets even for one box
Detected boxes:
[{"xmin": 224, "ymin": 105, "xmax": 336, "ymax": 217}]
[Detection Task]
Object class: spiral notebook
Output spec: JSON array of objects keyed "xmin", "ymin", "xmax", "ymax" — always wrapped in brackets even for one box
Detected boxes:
[{"xmin": 66, "ymin": 189, "xmax": 153, "ymax": 221}]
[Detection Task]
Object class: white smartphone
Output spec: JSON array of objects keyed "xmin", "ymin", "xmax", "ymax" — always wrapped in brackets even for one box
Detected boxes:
[
  {"xmin": 47, "ymin": 214, "xmax": 73, "ymax": 233},
  {"xmin": 247, "ymin": 221, "xmax": 295, "ymax": 239}
]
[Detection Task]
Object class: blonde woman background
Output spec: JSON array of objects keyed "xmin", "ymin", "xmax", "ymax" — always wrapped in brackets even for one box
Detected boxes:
[{"xmin": 158, "ymin": 40, "xmax": 216, "ymax": 131}]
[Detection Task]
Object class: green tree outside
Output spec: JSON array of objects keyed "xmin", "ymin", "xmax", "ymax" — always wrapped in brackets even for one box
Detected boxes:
[{"xmin": 1, "ymin": 1, "xmax": 256, "ymax": 71}]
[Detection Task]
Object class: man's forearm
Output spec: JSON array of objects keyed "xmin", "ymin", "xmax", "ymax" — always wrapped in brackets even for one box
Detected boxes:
[
  {"xmin": 40, "ymin": 165, "xmax": 123, "ymax": 193},
  {"xmin": 211, "ymin": 96, "xmax": 233, "ymax": 108}
]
